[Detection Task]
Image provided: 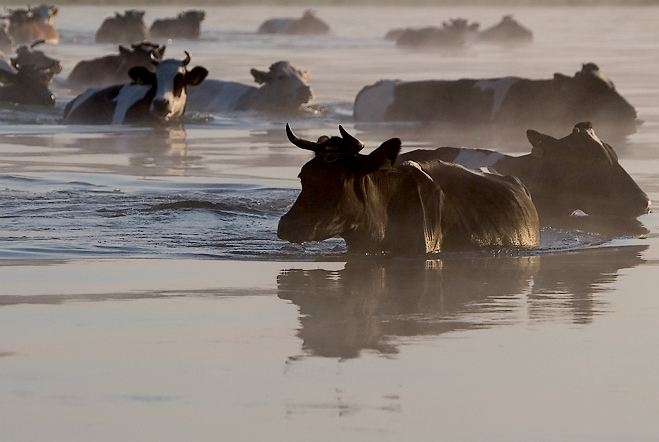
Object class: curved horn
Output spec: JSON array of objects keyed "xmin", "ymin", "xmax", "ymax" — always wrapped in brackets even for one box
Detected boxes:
[
  {"xmin": 149, "ymin": 50, "xmax": 160, "ymax": 65},
  {"xmin": 30, "ymin": 39, "xmax": 45, "ymax": 49},
  {"xmin": 286, "ymin": 123, "xmax": 319, "ymax": 152},
  {"xmin": 338, "ymin": 125, "xmax": 365, "ymax": 151},
  {"xmin": 181, "ymin": 51, "xmax": 191, "ymax": 67}
]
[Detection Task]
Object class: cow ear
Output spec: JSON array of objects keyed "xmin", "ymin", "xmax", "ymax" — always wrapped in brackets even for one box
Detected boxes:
[
  {"xmin": 185, "ymin": 66, "xmax": 208, "ymax": 87},
  {"xmin": 251, "ymin": 68, "xmax": 269, "ymax": 84},
  {"xmin": 128, "ymin": 66, "xmax": 155, "ymax": 85},
  {"xmin": 527, "ymin": 129, "xmax": 557, "ymax": 158},
  {"xmin": 154, "ymin": 45, "xmax": 166, "ymax": 59},
  {"xmin": 362, "ymin": 138, "xmax": 401, "ymax": 173}
]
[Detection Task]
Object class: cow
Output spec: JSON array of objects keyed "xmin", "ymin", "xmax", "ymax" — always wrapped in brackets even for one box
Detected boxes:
[
  {"xmin": 478, "ymin": 15, "xmax": 533, "ymax": 44},
  {"xmin": 0, "ymin": 21, "xmax": 12, "ymax": 52},
  {"xmin": 354, "ymin": 63, "xmax": 638, "ymax": 134},
  {"xmin": 11, "ymin": 39, "xmax": 62, "ymax": 83},
  {"xmin": 66, "ymin": 42, "xmax": 165, "ymax": 91},
  {"xmin": 257, "ymin": 10, "xmax": 330, "ymax": 35},
  {"xmin": 62, "ymin": 52, "xmax": 208, "ymax": 125},
  {"xmin": 2, "ymin": 5, "xmax": 59, "ymax": 45},
  {"xmin": 95, "ymin": 10, "xmax": 149, "ymax": 45},
  {"xmin": 0, "ymin": 62, "xmax": 55, "ymax": 106},
  {"xmin": 185, "ymin": 61, "xmax": 313, "ymax": 114},
  {"xmin": 398, "ymin": 122, "xmax": 651, "ymax": 221},
  {"xmin": 393, "ymin": 18, "xmax": 480, "ymax": 48},
  {"xmin": 278, "ymin": 125, "xmax": 540, "ymax": 255},
  {"xmin": 150, "ymin": 10, "xmax": 205, "ymax": 40}
]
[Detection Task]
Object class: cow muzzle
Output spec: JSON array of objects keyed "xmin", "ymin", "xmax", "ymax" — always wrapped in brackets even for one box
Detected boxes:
[{"xmin": 150, "ymin": 98, "xmax": 171, "ymax": 119}]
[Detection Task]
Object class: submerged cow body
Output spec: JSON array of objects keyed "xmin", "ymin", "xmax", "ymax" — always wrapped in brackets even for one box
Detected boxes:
[
  {"xmin": 3, "ymin": 5, "xmax": 59, "ymax": 45},
  {"xmin": 62, "ymin": 52, "xmax": 207, "ymax": 125},
  {"xmin": 398, "ymin": 122, "xmax": 651, "ymax": 220},
  {"xmin": 354, "ymin": 64, "xmax": 638, "ymax": 133},
  {"xmin": 150, "ymin": 10, "xmax": 205, "ymax": 40},
  {"xmin": 186, "ymin": 61, "xmax": 313, "ymax": 114},
  {"xmin": 257, "ymin": 10, "xmax": 330, "ymax": 35},
  {"xmin": 67, "ymin": 42, "xmax": 165, "ymax": 90},
  {"xmin": 478, "ymin": 15, "xmax": 532, "ymax": 44},
  {"xmin": 95, "ymin": 10, "xmax": 149, "ymax": 45},
  {"xmin": 392, "ymin": 18, "xmax": 480, "ymax": 48},
  {"xmin": 278, "ymin": 125, "xmax": 540, "ymax": 254}
]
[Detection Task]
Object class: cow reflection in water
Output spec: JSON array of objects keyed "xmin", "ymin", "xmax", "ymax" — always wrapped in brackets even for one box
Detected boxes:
[{"xmin": 278, "ymin": 246, "xmax": 646, "ymax": 359}]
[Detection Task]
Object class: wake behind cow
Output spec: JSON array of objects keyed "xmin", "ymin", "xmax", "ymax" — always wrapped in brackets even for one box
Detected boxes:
[
  {"xmin": 398, "ymin": 122, "xmax": 651, "ymax": 221},
  {"xmin": 62, "ymin": 52, "xmax": 207, "ymax": 125},
  {"xmin": 354, "ymin": 64, "xmax": 638, "ymax": 134},
  {"xmin": 278, "ymin": 125, "xmax": 540, "ymax": 254},
  {"xmin": 185, "ymin": 61, "xmax": 313, "ymax": 114}
]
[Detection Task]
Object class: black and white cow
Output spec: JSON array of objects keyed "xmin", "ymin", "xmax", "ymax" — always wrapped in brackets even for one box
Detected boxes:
[
  {"xmin": 354, "ymin": 64, "xmax": 638, "ymax": 133},
  {"xmin": 398, "ymin": 122, "xmax": 651, "ymax": 220},
  {"xmin": 278, "ymin": 125, "xmax": 540, "ymax": 254},
  {"xmin": 66, "ymin": 42, "xmax": 165, "ymax": 91},
  {"xmin": 257, "ymin": 10, "xmax": 330, "ymax": 35},
  {"xmin": 150, "ymin": 10, "xmax": 205, "ymax": 40},
  {"xmin": 95, "ymin": 10, "xmax": 149, "ymax": 45},
  {"xmin": 62, "ymin": 52, "xmax": 207, "ymax": 125},
  {"xmin": 185, "ymin": 61, "xmax": 313, "ymax": 114}
]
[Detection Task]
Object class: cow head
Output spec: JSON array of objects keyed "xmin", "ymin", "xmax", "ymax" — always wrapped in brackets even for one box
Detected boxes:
[
  {"xmin": 179, "ymin": 10, "xmax": 205, "ymax": 23},
  {"xmin": 278, "ymin": 124, "xmax": 401, "ymax": 246},
  {"xmin": 118, "ymin": 42, "xmax": 165, "ymax": 72},
  {"xmin": 526, "ymin": 122, "xmax": 650, "ymax": 218},
  {"xmin": 251, "ymin": 61, "xmax": 313, "ymax": 110},
  {"xmin": 555, "ymin": 64, "xmax": 638, "ymax": 127},
  {"xmin": 128, "ymin": 51, "xmax": 208, "ymax": 121},
  {"xmin": 11, "ymin": 40, "xmax": 62, "ymax": 83},
  {"xmin": 295, "ymin": 10, "xmax": 331, "ymax": 34}
]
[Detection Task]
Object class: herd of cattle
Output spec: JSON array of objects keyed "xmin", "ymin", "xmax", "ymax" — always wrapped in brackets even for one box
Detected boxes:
[{"xmin": 0, "ymin": 5, "xmax": 652, "ymax": 255}]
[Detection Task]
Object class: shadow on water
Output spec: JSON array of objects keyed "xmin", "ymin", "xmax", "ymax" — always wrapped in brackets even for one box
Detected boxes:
[{"xmin": 277, "ymin": 245, "xmax": 647, "ymax": 360}]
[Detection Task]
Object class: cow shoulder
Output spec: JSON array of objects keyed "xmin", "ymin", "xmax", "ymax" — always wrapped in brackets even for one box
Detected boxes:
[{"xmin": 385, "ymin": 161, "xmax": 444, "ymax": 254}]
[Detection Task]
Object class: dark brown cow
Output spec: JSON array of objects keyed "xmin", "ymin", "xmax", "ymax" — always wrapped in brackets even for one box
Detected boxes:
[
  {"xmin": 150, "ymin": 10, "xmax": 205, "ymax": 40},
  {"xmin": 257, "ymin": 10, "xmax": 330, "ymax": 35},
  {"xmin": 0, "ymin": 21, "xmax": 12, "ymax": 52},
  {"xmin": 0, "ymin": 62, "xmax": 55, "ymax": 106},
  {"xmin": 11, "ymin": 40, "xmax": 61, "ymax": 84},
  {"xmin": 398, "ymin": 122, "xmax": 651, "ymax": 220},
  {"xmin": 95, "ymin": 10, "xmax": 149, "ymax": 45},
  {"xmin": 354, "ymin": 64, "xmax": 638, "ymax": 134},
  {"xmin": 278, "ymin": 125, "xmax": 540, "ymax": 254},
  {"xmin": 66, "ymin": 42, "xmax": 165, "ymax": 90},
  {"xmin": 3, "ymin": 5, "xmax": 59, "ymax": 45}
]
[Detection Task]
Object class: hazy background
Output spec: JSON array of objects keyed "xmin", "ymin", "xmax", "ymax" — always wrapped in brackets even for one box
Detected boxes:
[{"xmin": 2, "ymin": 0, "xmax": 659, "ymax": 6}]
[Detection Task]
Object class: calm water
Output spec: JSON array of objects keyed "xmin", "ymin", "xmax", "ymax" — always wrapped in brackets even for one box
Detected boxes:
[{"xmin": 1, "ymin": 5, "xmax": 659, "ymax": 442}]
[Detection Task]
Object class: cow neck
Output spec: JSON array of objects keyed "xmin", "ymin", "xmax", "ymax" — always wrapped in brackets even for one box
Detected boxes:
[{"xmin": 341, "ymin": 169, "xmax": 403, "ymax": 254}]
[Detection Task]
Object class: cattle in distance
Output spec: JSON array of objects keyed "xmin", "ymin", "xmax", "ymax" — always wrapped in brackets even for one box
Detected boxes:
[
  {"xmin": 257, "ymin": 10, "xmax": 330, "ymax": 35},
  {"xmin": 66, "ymin": 42, "xmax": 166, "ymax": 91},
  {"xmin": 354, "ymin": 64, "xmax": 638, "ymax": 134},
  {"xmin": 278, "ymin": 124, "xmax": 540, "ymax": 255},
  {"xmin": 150, "ymin": 10, "xmax": 205, "ymax": 40},
  {"xmin": 478, "ymin": 15, "xmax": 533, "ymax": 44},
  {"xmin": 95, "ymin": 10, "xmax": 149, "ymax": 45},
  {"xmin": 62, "ymin": 52, "xmax": 207, "ymax": 125},
  {"xmin": 2, "ymin": 4, "xmax": 59, "ymax": 45},
  {"xmin": 185, "ymin": 61, "xmax": 313, "ymax": 114},
  {"xmin": 398, "ymin": 122, "xmax": 651, "ymax": 221}
]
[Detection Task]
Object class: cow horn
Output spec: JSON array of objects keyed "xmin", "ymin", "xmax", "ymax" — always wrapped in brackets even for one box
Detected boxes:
[
  {"xmin": 181, "ymin": 51, "xmax": 191, "ymax": 67},
  {"xmin": 286, "ymin": 124, "xmax": 319, "ymax": 152},
  {"xmin": 30, "ymin": 39, "xmax": 45, "ymax": 49},
  {"xmin": 149, "ymin": 50, "xmax": 160, "ymax": 65},
  {"xmin": 338, "ymin": 125, "xmax": 365, "ymax": 151}
]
